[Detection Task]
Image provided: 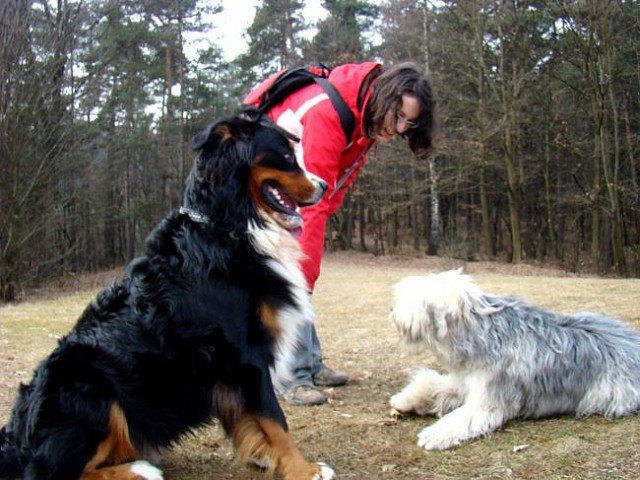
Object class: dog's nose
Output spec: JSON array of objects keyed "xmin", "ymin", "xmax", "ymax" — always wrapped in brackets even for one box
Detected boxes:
[{"xmin": 306, "ymin": 171, "xmax": 328, "ymax": 193}]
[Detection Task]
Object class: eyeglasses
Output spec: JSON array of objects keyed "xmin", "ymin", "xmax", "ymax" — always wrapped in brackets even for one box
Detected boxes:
[{"xmin": 395, "ymin": 112, "xmax": 419, "ymax": 130}]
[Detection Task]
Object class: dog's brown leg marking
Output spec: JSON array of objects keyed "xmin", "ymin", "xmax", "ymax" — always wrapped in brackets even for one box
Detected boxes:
[
  {"xmin": 258, "ymin": 302, "xmax": 282, "ymax": 340},
  {"xmin": 80, "ymin": 402, "xmax": 145, "ymax": 480},
  {"xmin": 233, "ymin": 415, "xmax": 321, "ymax": 480}
]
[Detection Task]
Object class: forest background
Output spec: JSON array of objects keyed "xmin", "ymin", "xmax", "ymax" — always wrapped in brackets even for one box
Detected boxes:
[{"xmin": 1, "ymin": 0, "xmax": 639, "ymax": 302}]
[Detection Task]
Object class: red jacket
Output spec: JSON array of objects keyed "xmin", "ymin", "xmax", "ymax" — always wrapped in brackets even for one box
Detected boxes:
[{"xmin": 264, "ymin": 62, "xmax": 381, "ymax": 290}]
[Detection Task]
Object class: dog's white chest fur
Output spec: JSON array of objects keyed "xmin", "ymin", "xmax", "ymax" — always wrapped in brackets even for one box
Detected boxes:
[{"xmin": 248, "ymin": 219, "xmax": 313, "ymax": 388}]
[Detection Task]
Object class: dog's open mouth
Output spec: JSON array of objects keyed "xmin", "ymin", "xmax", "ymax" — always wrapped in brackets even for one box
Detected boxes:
[{"xmin": 262, "ymin": 181, "xmax": 303, "ymax": 234}]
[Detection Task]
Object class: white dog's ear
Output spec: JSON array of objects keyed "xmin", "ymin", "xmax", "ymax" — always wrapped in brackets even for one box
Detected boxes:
[
  {"xmin": 431, "ymin": 306, "xmax": 451, "ymax": 340},
  {"xmin": 391, "ymin": 276, "xmax": 433, "ymax": 351}
]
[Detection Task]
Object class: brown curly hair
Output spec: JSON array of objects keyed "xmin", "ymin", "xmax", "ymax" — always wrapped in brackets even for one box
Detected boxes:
[{"xmin": 363, "ymin": 62, "xmax": 436, "ymax": 157}]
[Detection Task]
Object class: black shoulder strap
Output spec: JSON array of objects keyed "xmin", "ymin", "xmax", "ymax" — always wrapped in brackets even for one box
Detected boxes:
[
  {"xmin": 245, "ymin": 65, "xmax": 356, "ymax": 143},
  {"xmin": 313, "ymin": 76, "xmax": 355, "ymax": 143}
]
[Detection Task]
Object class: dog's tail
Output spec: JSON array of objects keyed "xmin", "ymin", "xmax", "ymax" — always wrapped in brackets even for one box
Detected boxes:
[{"xmin": 0, "ymin": 425, "xmax": 22, "ymax": 478}]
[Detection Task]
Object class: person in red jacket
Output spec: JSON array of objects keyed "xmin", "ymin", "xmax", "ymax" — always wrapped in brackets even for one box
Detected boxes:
[{"xmin": 257, "ymin": 61, "xmax": 436, "ymax": 405}]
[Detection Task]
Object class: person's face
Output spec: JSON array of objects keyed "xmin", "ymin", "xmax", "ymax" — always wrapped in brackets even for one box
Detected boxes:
[{"xmin": 376, "ymin": 94, "xmax": 421, "ymax": 142}]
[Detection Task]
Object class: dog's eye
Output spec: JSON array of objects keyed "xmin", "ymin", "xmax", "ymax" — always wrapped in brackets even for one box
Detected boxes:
[{"xmin": 283, "ymin": 153, "xmax": 296, "ymax": 165}]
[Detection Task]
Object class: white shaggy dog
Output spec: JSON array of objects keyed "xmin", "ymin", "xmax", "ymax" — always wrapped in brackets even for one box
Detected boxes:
[{"xmin": 389, "ymin": 269, "xmax": 640, "ymax": 451}]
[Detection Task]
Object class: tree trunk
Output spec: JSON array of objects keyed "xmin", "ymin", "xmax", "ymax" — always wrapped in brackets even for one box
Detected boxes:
[
  {"xmin": 427, "ymin": 157, "xmax": 439, "ymax": 255},
  {"xmin": 602, "ymin": 25, "xmax": 626, "ymax": 275},
  {"xmin": 504, "ymin": 124, "xmax": 522, "ymax": 264},
  {"xmin": 498, "ymin": 20, "xmax": 522, "ymax": 264},
  {"xmin": 357, "ymin": 193, "xmax": 367, "ymax": 251}
]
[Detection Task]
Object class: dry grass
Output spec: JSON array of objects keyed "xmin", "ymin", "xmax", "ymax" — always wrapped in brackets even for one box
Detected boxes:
[{"xmin": 1, "ymin": 251, "xmax": 640, "ymax": 479}]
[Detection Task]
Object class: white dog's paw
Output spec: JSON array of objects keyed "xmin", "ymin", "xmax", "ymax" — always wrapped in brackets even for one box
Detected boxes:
[
  {"xmin": 416, "ymin": 425, "xmax": 462, "ymax": 451},
  {"xmin": 312, "ymin": 462, "xmax": 336, "ymax": 479},
  {"xmin": 390, "ymin": 391, "xmax": 416, "ymax": 414},
  {"xmin": 130, "ymin": 460, "xmax": 164, "ymax": 480}
]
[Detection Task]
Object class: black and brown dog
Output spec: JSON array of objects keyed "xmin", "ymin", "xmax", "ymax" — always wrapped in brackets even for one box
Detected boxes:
[{"xmin": 0, "ymin": 117, "xmax": 335, "ymax": 480}]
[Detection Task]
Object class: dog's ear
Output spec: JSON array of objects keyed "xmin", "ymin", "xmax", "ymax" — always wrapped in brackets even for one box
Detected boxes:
[{"xmin": 191, "ymin": 117, "xmax": 253, "ymax": 152}]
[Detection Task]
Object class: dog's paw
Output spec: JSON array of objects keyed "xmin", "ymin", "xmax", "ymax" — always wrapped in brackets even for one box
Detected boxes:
[
  {"xmin": 389, "ymin": 392, "xmax": 415, "ymax": 414},
  {"xmin": 312, "ymin": 462, "xmax": 336, "ymax": 479},
  {"xmin": 130, "ymin": 460, "xmax": 164, "ymax": 480},
  {"xmin": 389, "ymin": 407, "xmax": 403, "ymax": 420},
  {"xmin": 416, "ymin": 425, "xmax": 462, "ymax": 451}
]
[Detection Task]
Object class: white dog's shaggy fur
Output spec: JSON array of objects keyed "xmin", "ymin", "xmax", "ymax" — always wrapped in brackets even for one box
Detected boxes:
[{"xmin": 389, "ymin": 269, "xmax": 640, "ymax": 451}]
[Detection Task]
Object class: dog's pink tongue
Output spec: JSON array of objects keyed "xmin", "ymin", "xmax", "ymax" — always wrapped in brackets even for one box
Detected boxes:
[{"xmin": 290, "ymin": 227, "xmax": 303, "ymax": 240}]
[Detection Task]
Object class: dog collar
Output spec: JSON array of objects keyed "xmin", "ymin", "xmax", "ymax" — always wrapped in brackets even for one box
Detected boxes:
[{"xmin": 179, "ymin": 206, "xmax": 210, "ymax": 224}]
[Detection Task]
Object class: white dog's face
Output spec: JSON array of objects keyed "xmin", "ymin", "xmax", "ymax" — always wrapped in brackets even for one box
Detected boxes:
[{"xmin": 390, "ymin": 269, "xmax": 481, "ymax": 348}]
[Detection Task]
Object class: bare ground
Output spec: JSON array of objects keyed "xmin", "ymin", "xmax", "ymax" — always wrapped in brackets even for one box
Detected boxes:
[{"xmin": 1, "ymin": 251, "xmax": 640, "ymax": 479}]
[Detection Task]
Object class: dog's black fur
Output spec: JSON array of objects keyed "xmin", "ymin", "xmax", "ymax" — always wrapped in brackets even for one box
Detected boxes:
[{"xmin": 0, "ymin": 117, "xmax": 332, "ymax": 480}]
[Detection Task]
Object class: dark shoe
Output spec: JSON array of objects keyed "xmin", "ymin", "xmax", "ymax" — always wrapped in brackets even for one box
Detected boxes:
[
  {"xmin": 313, "ymin": 367, "xmax": 349, "ymax": 387},
  {"xmin": 282, "ymin": 385, "xmax": 327, "ymax": 406}
]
